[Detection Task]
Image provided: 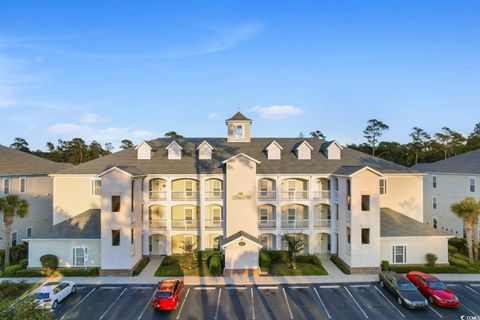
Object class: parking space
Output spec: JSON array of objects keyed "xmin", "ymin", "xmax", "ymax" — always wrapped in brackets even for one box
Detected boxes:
[{"xmin": 51, "ymin": 282, "xmax": 480, "ymax": 320}]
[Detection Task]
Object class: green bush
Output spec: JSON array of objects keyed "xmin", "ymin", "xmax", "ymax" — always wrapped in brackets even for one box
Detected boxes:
[
  {"xmin": 448, "ymin": 245, "xmax": 458, "ymax": 255},
  {"xmin": 161, "ymin": 256, "xmax": 175, "ymax": 266},
  {"xmin": 426, "ymin": 253, "xmax": 438, "ymax": 267},
  {"xmin": 259, "ymin": 251, "xmax": 271, "ymax": 269},
  {"xmin": 389, "ymin": 265, "xmax": 460, "ymax": 274},
  {"xmin": 58, "ymin": 268, "xmax": 99, "ymax": 276},
  {"xmin": 4, "ymin": 264, "xmax": 23, "ymax": 277},
  {"xmin": 40, "ymin": 254, "xmax": 59, "ymax": 274},
  {"xmin": 197, "ymin": 251, "xmax": 219, "ymax": 261},
  {"xmin": 330, "ymin": 255, "xmax": 350, "ymax": 274},
  {"xmin": 265, "ymin": 250, "xmax": 289, "ymax": 263},
  {"xmin": 449, "ymin": 237, "xmax": 468, "ymax": 256},
  {"xmin": 208, "ymin": 254, "xmax": 222, "ymax": 276},
  {"xmin": 9, "ymin": 244, "xmax": 28, "ymax": 265},
  {"xmin": 19, "ymin": 259, "xmax": 28, "ymax": 269},
  {"xmin": 295, "ymin": 255, "xmax": 322, "ymax": 266},
  {"xmin": 14, "ymin": 269, "xmax": 45, "ymax": 277},
  {"xmin": 133, "ymin": 257, "xmax": 151, "ymax": 276},
  {"xmin": 0, "ymin": 249, "xmax": 5, "ymax": 266},
  {"xmin": 0, "ymin": 280, "xmax": 28, "ymax": 298},
  {"xmin": 449, "ymin": 256, "xmax": 470, "ymax": 268},
  {"xmin": 381, "ymin": 260, "xmax": 390, "ymax": 271}
]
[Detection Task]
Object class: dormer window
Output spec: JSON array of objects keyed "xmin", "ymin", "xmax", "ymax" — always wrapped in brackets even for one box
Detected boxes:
[
  {"xmin": 320, "ymin": 140, "xmax": 343, "ymax": 160},
  {"xmin": 197, "ymin": 140, "xmax": 214, "ymax": 160},
  {"xmin": 265, "ymin": 140, "xmax": 283, "ymax": 160},
  {"xmin": 135, "ymin": 141, "xmax": 153, "ymax": 160},
  {"xmin": 166, "ymin": 141, "xmax": 182, "ymax": 160},
  {"xmin": 295, "ymin": 140, "xmax": 313, "ymax": 160}
]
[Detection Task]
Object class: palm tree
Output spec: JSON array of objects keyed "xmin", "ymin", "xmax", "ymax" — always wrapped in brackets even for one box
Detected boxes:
[
  {"xmin": 451, "ymin": 197, "xmax": 480, "ymax": 263},
  {"xmin": 0, "ymin": 195, "xmax": 29, "ymax": 266},
  {"xmin": 281, "ymin": 232, "xmax": 306, "ymax": 269}
]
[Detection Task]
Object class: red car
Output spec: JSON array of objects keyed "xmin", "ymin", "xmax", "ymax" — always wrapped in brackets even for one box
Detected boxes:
[
  {"xmin": 152, "ymin": 279, "xmax": 184, "ymax": 311},
  {"xmin": 406, "ymin": 272, "xmax": 459, "ymax": 308}
]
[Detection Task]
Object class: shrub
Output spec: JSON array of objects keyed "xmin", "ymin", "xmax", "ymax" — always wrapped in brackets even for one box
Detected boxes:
[
  {"xmin": 330, "ymin": 255, "xmax": 350, "ymax": 274},
  {"xmin": 265, "ymin": 250, "xmax": 289, "ymax": 263},
  {"xmin": 208, "ymin": 254, "xmax": 222, "ymax": 276},
  {"xmin": 133, "ymin": 257, "xmax": 151, "ymax": 276},
  {"xmin": 4, "ymin": 264, "xmax": 23, "ymax": 277},
  {"xmin": 58, "ymin": 268, "xmax": 99, "ymax": 276},
  {"xmin": 0, "ymin": 280, "xmax": 29, "ymax": 298},
  {"xmin": 14, "ymin": 269, "xmax": 45, "ymax": 277},
  {"xmin": 40, "ymin": 254, "xmax": 59, "ymax": 275},
  {"xmin": 9, "ymin": 244, "xmax": 28, "ymax": 265},
  {"xmin": 19, "ymin": 259, "xmax": 28, "ymax": 269},
  {"xmin": 161, "ymin": 256, "xmax": 175, "ymax": 266},
  {"xmin": 449, "ymin": 237, "xmax": 468, "ymax": 256},
  {"xmin": 0, "ymin": 249, "xmax": 5, "ymax": 266},
  {"xmin": 449, "ymin": 256, "xmax": 470, "ymax": 268},
  {"xmin": 448, "ymin": 245, "xmax": 458, "ymax": 255},
  {"xmin": 197, "ymin": 251, "xmax": 219, "ymax": 261},
  {"xmin": 295, "ymin": 255, "xmax": 322, "ymax": 266},
  {"xmin": 259, "ymin": 251, "xmax": 271, "ymax": 269},
  {"xmin": 381, "ymin": 260, "xmax": 390, "ymax": 271},
  {"xmin": 389, "ymin": 265, "xmax": 459, "ymax": 274},
  {"xmin": 426, "ymin": 253, "xmax": 438, "ymax": 267}
]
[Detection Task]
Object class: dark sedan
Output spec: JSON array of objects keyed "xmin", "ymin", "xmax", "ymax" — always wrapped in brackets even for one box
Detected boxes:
[{"xmin": 379, "ymin": 271, "xmax": 428, "ymax": 309}]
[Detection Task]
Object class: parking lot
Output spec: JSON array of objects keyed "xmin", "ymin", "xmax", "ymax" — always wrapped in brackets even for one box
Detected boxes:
[{"xmin": 54, "ymin": 282, "xmax": 480, "ymax": 320}]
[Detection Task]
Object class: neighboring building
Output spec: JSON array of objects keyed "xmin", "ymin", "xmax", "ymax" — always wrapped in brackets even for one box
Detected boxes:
[
  {"xmin": 28, "ymin": 113, "xmax": 449, "ymax": 275},
  {"xmin": 0, "ymin": 145, "xmax": 71, "ymax": 249},
  {"xmin": 414, "ymin": 149, "xmax": 480, "ymax": 237}
]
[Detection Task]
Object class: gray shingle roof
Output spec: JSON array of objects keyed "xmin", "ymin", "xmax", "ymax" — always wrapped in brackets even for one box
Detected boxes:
[
  {"xmin": 54, "ymin": 138, "xmax": 419, "ymax": 176},
  {"xmin": 32, "ymin": 209, "xmax": 100, "ymax": 239},
  {"xmin": 0, "ymin": 145, "xmax": 72, "ymax": 176},
  {"xmin": 412, "ymin": 149, "xmax": 480, "ymax": 174},
  {"xmin": 226, "ymin": 112, "xmax": 251, "ymax": 122},
  {"xmin": 221, "ymin": 230, "xmax": 262, "ymax": 247},
  {"xmin": 380, "ymin": 208, "xmax": 445, "ymax": 237}
]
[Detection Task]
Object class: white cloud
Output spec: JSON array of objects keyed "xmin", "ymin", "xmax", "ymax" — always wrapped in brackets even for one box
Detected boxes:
[
  {"xmin": 208, "ymin": 112, "xmax": 219, "ymax": 119},
  {"xmin": 80, "ymin": 113, "xmax": 104, "ymax": 124},
  {"xmin": 250, "ymin": 105, "xmax": 303, "ymax": 119}
]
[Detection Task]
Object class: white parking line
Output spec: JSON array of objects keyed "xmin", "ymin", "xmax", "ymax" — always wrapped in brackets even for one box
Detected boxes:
[
  {"xmin": 257, "ymin": 286, "xmax": 278, "ymax": 290},
  {"xmin": 344, "ymin": 287, "xmax": 368, "ymax": 319},
  {"xmin": 428, "ymin": 305, "xmax": 443, "ymax": 318},
  {"xmin": 251, "ymin": 288, "xmax": 255, "ymax": 320},
  {"xmin": 466, "ymin": 285, "xmax": 480, "ymax": 296},
  {"xmin": 319, "ymin": 285, "xmax": 340, "ymax": 289},
  {"xmin": 282, "ymin": 287, "xmax": 294, "ymax": 320},
  {"xmin": 226, "ymin": 286, "xmax": 247, "ymax": 290},
  {"xmin": 131, "ymin": 287, "xmax": 154, "ymax": 290},
  {"xmin": 313, "ymin": 287, "xmax": 331, "ymax": 320},
  {"xmin": 289, "ymin": 286, "xmax": 309, "ymax": 289},
  {"xmin": 461, "ymin": 304, "xmax": 477, "ymax": 316},
  {"xmin": 137, "ymin": 289, "xmax": 157, "ymax": 320},
  {"xmin": 100, "ymin": 286, "xmax": 121, "ymax": 290},
  {"xmin": 214, "ymin": 288, "xmax": 222, "ymax": 320},
  {"xmin": 194, "ymin": 286, "xmax": 216, "ymax": 290},
  {"xmin": 60, "ymin": 288, "xmax": 96, "ymax": 320},
  {"xmin": 99, "ymin": 287, "xmax": 127, "ymax": 320},
  {"xmin": 469, "ymin": 283, "xmax": 480, "ymax": 287},
  {"xmin": 373, "ymin": 286, "xmax": 405, "ymax": 319},
  {"xmin": 176, "ymin": 287, "xmax": 191, "ymax": 320},
  {"xmin": 350, "ymin": 284, "xmax": 371, "ymax": 288}
]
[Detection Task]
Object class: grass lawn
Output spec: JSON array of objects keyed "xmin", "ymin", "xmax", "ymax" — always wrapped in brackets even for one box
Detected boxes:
[
  {"xmin": 154, "ymin": 255, "xmax": 214, "ymax": 277},
  {"xmin": 271, "ymin": 263, "xmax": 328, "ymax": 276}
]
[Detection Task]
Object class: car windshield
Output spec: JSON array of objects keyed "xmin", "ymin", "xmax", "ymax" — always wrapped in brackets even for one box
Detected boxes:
[
  {"xmin": 428, "ymin": 281, "xmax": 447, "ymax": 290},
  {"xmin": 398, "ymin": 282, "xmax": 417, "ymax": 292},
  {"xmin": 35, "ymin": 293, "xmax": 50, "ymax": 300},
  {"xmin": 155, "ymin": 291, "xmax": 172, "ymax": 299}
]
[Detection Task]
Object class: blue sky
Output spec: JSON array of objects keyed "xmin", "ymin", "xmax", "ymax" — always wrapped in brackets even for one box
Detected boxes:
[{"xmin": 1, "ymin": 1, "xmax": 479, "ymax": 150}]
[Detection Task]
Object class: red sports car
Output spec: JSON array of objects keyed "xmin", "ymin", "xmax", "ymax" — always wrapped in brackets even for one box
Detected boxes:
[
  {"xmin": 152, "ymin": 279, "xmax": 184, "ymax": 311},
  {"xmin": 406, "ymin": 272, "xmax": 459, "ymax": 308}
]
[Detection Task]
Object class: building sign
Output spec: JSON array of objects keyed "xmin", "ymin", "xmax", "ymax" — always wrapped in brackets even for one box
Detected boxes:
[
  {"xmin": 238, "ymin": 241, "xmax": 246, "ymax": 246},
  {"xmin": 232, "ymin": 192, "xmax": 252, "ymax": 200}
]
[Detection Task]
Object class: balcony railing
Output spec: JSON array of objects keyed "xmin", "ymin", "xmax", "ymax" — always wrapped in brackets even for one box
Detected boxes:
[
  {"xmin": 258, "ymin": 191, "xmax": 276, "ymax": 201},
  {"xmin": 205, "ymin": 219, "xmax": 223, "ymax": 229},
  {"xmin": 149, "ymin": 191, "xmax": 167, "ymax": 200},
  {"xmin": 314, "ymin": 219, "xmax": 331, "ymax": 228},
  {"xmin": 146, "ymin": 219, "xmax": 167, "ymax": 229},
  {"xmin": 313, "ymin": 190, "xmax": 331, "ymax": 201},
  {"xmin": 205, "ymin": 191, "xmax": 223, "ymax": 200},
  {"xmin": 281, "ymin": 219, "xmax": 308, "ymax": 229},
  {"xmin": 346, "ymin": 211, "xmax": 351, "ymax": 222},
  {"xmin": 280, "ymin": 191, "xmax": 308, "ymax": 201},
  {"xmin": 258, "ymin": 219, "xmax": 276, "ymax": 228},
  {"xmin": 171, "ymin": 191, "xmax": 200, "ymax": 201},
  {"xmin": 171, "ymin": 219, "xmax": 199, "ymax": 230}
]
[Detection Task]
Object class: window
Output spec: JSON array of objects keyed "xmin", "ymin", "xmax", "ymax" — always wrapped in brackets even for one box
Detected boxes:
[
  {"xmin": 287, "ymin": 208, "xmax": 296, "ymax": 223},
  {"xmin": 11, "ymin": 231, "xmax": 17, "ymax": 246},
  {"xmin": 379, "ymin": 179, "xmax": 387, "ymax": 195},
  {"xmin": 73, "ymin": 247, "xmax": 88, "ymax": 266},
  {"xmin": 361, "ymin": 228, "xmax": 370, "ymax": 244},
  {"xmin": 26, "ymin": 226, "xmax": 32, "ymax": 238},
  {"xmin": 212, "ymin": 180, "xmax": 222, "ymax": 197},
  {"xmin": 470, "ymin": 177, "xmax": 476, "ymax": 193},
  {"xmin": 392, "ymin": 245, "xmax": 407, "ymax": 263},
  {"xmin": 346, "ymin": 227, "xmax": 351, "ymax": 244},
  {"xmin": 92, "ymin": 179, "xmax": 101, "ymax": 196},
  {"xmin": 346, "ymin": 179, "xmax": 351, "ymax": 210},
  {"xmin": 3, "ymin": 179, "xmax": 10, "ymax": 195},
  {"xmin": 212, "ymin": 207, "xmax": 221, "ymax": 225},
  {"xmin": 432, "ymin": 196, "xmax": 438, "ymax": 210},
  {"xmin": 260, "ymin": 208, "xmax": 268, "ymax": 223},
  {"xmin": 20, "ymin": 177, "xmax": 26, "ymax": 193},
  {"xmin": 131, "ymin": 228, "xmax": 134, "ymax": 245},
  {"xmin": 112, "ymin": 196, "xmax": 121, "ymax": 212},
  {"xmin": 432, "ymin": 176, "xmax": 437, "ymax": 188},
  {"xmin": 185, "ymin": 208, "xmax": 193, "ymax": 225},
  {"xmin": 361, "ymin": 195, "xmax": 370, "ymax": 211},
  {"xmin": 112, "ymin": 230, "xmax": 120, "ymax": 246},
  {"xmin": 259, "ymin": 235, "xmax": 268, "ymax": 248},
  {"xmin": 433, "ymin": 217, "xmax": 438, "ymax": 229},
  {"xmin": 259, "ymin": 180, "xmax": 268, "ymax": 197},
  {"xmin": 288, "ymin": 180, "xmax": 296, "ymax": 198},
  {"xmin": 234, "ymin": 125, "xmax": 243, "ymax": 138},
  {"xmin": 185, "ymin": 180, "xmax": 193, "ymax": 197},
  {"xmin": 131, "ymin": 180, "xmax": 135, "ymax": 212}
]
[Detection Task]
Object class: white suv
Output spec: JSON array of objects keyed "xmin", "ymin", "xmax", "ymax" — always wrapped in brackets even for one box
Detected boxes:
[{"xmin": 33, "ymin": 281, "xmax": 76, "ymax": 309}]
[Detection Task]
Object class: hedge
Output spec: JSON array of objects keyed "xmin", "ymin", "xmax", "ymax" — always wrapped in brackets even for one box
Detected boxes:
[
  {"xmin": 4, "ymin": 264, "xmax": 23, "ymax": 277},
  {"xmin": 330, "ymin": 255, "xmax": 350, "ymax": 274},
  {"xmin": 208, "ymin": 254, "xmax": 222, "ymax": 276},
  {"xmin": 19, "ymin": 259, "xmax": 28, "ymax": 269},
  {"xmin": 197, "ymin": 251, "xmax": 219, "ymax": 261},
  {"xmin": 9, "ymin": 244, "xmax": 28, "ymax": 265},
  {"xmin": 295, "ymin": 255, "xmax": 321, "ymax": 266},
  {"xmin": 259, "ymin": 251, "xmax": 271, "ymax": 269},
  {"xmin": 448, "ymin": 245, "xmax": 458, "ymax": 255},
  {"xmin": 58, "ymin": 268, "xmax": 99, "ymax": 277},
  {"xmin": 133, "ymin": 257, "xmax": 151, "ymax": 276},
  {"xmin": 449, "ymin": 237, "xmax": 468, "ymax": 256},
  {"xmin": 389, "ymin": 265, "xmax": 460, "ymax": 274},
  {"xmin": 264, "ymin": 250, "xmax": 289, "ymax": 263},
  {"xmin": 14, "ymin": 269, "xmax": 44, "ymax": 277}
]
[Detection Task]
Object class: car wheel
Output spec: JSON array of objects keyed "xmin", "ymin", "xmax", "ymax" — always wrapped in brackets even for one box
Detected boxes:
[
  {"xmin": 428, "ymin": 296, "xmax": 434, "ymax": 304},
  {"xmin": 397, "ymin": 297, "xmax": 403, "ymax": 306},
  {"xmin": 380, "ymin": 281, "xmax": 384, "ymax": 288},
  {"xmin": 71, "ymin": 285, "xmax": 76, "ymax": 294},
  {"xmin": 52, "ymin": 300, "xmax": 58, "ymax": 309}
]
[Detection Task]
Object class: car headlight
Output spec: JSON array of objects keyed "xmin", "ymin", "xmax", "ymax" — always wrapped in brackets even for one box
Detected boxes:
[
  {"xmin": 434, "ymin": 295, "xmax": 443, "ymax": 302},
  {"xmin": 403, "ymin": 299, "xmax": 412, "ymax": 305},
  {"xmin": 424, "ymin": 299, "xmax": 428, "ymax": 304},
  {"xmin": 453, "ymin": 296, "xmax": 459, "ymax": 302}
]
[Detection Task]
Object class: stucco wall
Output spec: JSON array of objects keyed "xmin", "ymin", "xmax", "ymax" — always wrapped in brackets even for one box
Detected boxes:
[
  {"xmin": 171, "ymin": 204, "xmax": 199, "ymax": 220},
  {"xmin": 28, "ymin": 239, "xmax": 101, "ymax": 268},
  {"xmin": 380, "ymin": 175, "xmax": 424, "ymax": 222},
  {"xmin": 224, "ymin": 241, "xmax": 259, "ymax": 270},
  {"xmin": 380, "ymin": 236, "xmax": 449, "ymax": 265}
]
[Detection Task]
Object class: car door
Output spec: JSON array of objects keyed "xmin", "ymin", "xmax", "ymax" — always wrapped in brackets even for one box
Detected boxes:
[
  {"xmin": 384, "ymin": 274, "xmax": 395, "ymax": 293},
  {"xmin": 415, "ymin": 276, "xmax": 428, "ymax": 296},
  {"xmin": 57, "ymin": 283, "xmax": 70, "ymax": 301}
]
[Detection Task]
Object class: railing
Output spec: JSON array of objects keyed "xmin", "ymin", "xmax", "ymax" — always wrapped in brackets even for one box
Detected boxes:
[
  {"xmin": 146, "ymin": 219, "xmax": 167, "ymax": 229},
  {"xmin": 314, "ymin": 219, "xmax": 331, "ymax": 228},
  {"xmin": 280, "ymin": 191, "xmax": 308, "ymax": 201},
  {"xmin": 171, "ymin": 219, "xmax": 199, "ymax": 230},
  {"xmin": 149, "ymin": 191, "xmax": 167, "ymax": 200},
  {"xmin": 313, "ymin": 190, "xmax": 331, "ymax": 201},
  {"xmin": 258, "ymin": 191, "xmax": 276, "ymax": 201},
  {"xmin": 205, "ymin": 219, "xmax": 223, "ymax": 229},
  {"xmin": 171, "ymin": 191, "xmax": 200, "ymax": 201},
  {"xmin": 258, "ymin": 219, "xmax": 276, "ymax": 228},
  {"xmin": 281, "ymin": 219, "xmax": 309, "ymax": 229},
  {"xmin": 205, "ymin": 191, "xmax": 223, "ymax": 200}
]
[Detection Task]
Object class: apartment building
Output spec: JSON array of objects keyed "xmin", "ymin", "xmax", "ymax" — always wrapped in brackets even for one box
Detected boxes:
[
  {"xmin": 0, "ymin": 145, "xmax": 71, "ymax": 248},
  {"xmin": 414, "ymin": 149, "xmax": 480, "ymax": 237},
  {"xmin": 27, "ymin": 113, "xmax": 449, "ymax": 275}
]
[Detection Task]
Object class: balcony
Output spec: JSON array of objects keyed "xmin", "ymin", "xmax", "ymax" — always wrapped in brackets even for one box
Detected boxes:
[
  {"xmin": 205, "ymin": 191, "xmax": 223, "ymax": 201},
  {"xmin": 149, "ymin": 191, "xmax": 167, "ymax": 200},
  {"xmin": 313, "ymin": 190, "xmax": 331, "ymax": 201},
  {"xmin": 258, "ymin": 191, "xmax": 276, "ymax": 201},
  {"xmin": 146, "ymin": 219, "xmax": 167, "ymax": 229},
  {"xmin": 171, "ymin": 219, "xmax": 199, "ymax": 230},
  {"xmin": 205, "ymin": 219, "xmax": 223, "ymax": 229},
  {"xmin": 281, "ymin": 219, "xmax": 308, "ymax": 229},
  {"xmin": 258, "ymin": 219, "xmax": 276, "ymax": 229},
  {"xmin": 314, "ymin": 219, "xmax": 331, "ymax": 228},
  {"xmin": 280, "ymin": 191, "xmax": 308, "ymax": 201},
  {"xmin": 171, "ymin": 191, "xmax": 200, "ymax": 201}
]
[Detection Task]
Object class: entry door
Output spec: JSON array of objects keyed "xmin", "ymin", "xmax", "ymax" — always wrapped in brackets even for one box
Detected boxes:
[
  {"xmin": 288, "ymin": 180, "xmax": 296, "ymax": 199},
  {"xmin": 185, "ymin": 208, "xmax": 193, "ymax": 225},
  {"xmin": 212, "ymin": 207, "xmax": 221, "ymax": 225},
  {"xmin": 158, "ymin": 235, "xmax": 167, "ymax": 255},
  {"xmin": 287, "ymin": 208, "xmax": 296, "ymax": 225}
]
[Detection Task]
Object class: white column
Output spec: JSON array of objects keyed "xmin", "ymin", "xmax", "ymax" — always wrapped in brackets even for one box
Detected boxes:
[
  {"xmin": 143, "ymin": 232, "xmax": 149, "ymax": 255},
  {"xmin": 308, "ymin": 176, "xmax": 314, "ymax": 254},
  {"xmin": 199, "ymin": 177, "xmax": 206, "ymax": 250},
  {"xmin": 275, "ymin": 176, "xmax": 282, "ymax": 250},
  {"xmin": 166, "ymin": 177, "xmax": 172, "ymax": 255}
]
